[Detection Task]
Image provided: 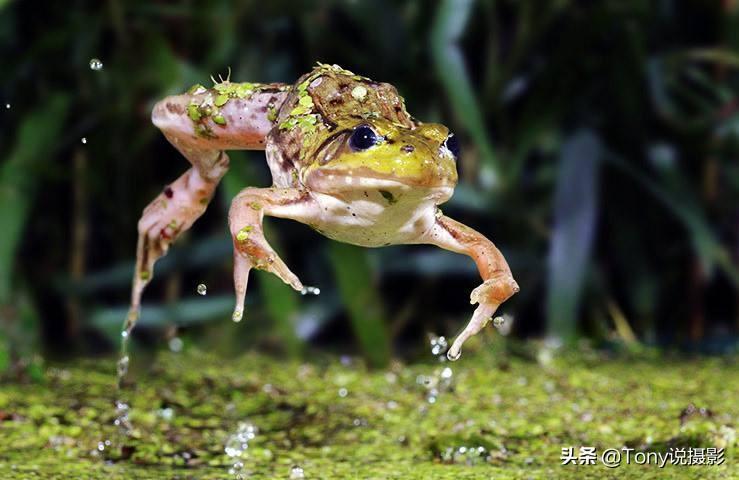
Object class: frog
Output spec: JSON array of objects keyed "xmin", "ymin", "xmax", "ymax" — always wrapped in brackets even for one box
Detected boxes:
[{"xmin": 126, "ymin": 63, "xmax": 518, "ymax": 360}]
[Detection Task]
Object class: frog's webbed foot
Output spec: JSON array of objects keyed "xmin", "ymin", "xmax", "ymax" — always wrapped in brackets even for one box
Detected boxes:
[
  {"xmin": 413, "ymin": 213, "xmax": 518, "ymax": 360},
  {"xmin": 447, "ymin": 273, "xmax": 519, "ymax": 360},
  {"xmin": 129, "ymin": 160, "xmax": 228, "ymax": 320},
  {"xmin": 228, "ymin": 187, "xmax": 320, "ymax": 321}
]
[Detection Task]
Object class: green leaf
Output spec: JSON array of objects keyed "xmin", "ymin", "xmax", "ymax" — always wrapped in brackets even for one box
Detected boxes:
[
  {"xmin": 327, "ymin": 243, "xmax": 390, "ymax": 367},
  {"xmin": 0, "ymin": 95, "xmax": 69, "ymax": 302},
  {"xmin": 546, "ymin": 130, "xmax": 602, "ymax": 343},
  {"xmin": 431, "ymin": 0, "xmax": 500, "ymax": 186},
  {"xmin": 605, "ymin": 154, "xmax": 739, "ymax": 286}
]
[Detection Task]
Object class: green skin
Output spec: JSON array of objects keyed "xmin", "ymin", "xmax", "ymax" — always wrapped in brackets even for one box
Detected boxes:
[{"xmin": 127, "ymin": 63, "xmax": 518, "ymax": 359}]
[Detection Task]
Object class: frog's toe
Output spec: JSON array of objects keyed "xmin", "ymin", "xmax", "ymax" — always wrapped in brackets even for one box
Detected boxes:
[{"xmin": 448, "ymin": 302, "xmax": 498, "ymax": 361}]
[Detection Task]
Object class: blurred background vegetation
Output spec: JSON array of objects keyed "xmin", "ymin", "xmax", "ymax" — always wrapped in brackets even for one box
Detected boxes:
[{"xmin": 1, "ymin": 0, "xmax": 739, "ymax": 373}]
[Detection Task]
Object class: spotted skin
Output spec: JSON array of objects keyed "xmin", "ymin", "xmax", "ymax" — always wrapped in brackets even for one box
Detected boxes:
[{"xmin": 126, "ymin": 64, "xmax": 518, "ymax": 358}]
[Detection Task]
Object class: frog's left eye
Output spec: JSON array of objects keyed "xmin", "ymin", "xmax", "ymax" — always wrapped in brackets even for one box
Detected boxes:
[
  {"xmin": 444, "ymin": 133, "xmax": 460, "ymax": 159},
  {"xmin": 349, "ymin": 125, "xmax": 378, "ymax": 151}
]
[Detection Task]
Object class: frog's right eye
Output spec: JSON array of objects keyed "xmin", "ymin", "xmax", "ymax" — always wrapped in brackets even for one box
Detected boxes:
[
  {"xmin": 349, "ymin": 125, "xmax": 378, "ymax": 151},
  {"xmin": 444, "ymin": 133, "xmax": 460, "ymax": 159}
]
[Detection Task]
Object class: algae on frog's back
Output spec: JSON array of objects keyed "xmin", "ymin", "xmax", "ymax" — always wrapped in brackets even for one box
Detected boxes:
[{"xmin": 186, "ymin": 80, "xmax": 289, "ymax": 136}]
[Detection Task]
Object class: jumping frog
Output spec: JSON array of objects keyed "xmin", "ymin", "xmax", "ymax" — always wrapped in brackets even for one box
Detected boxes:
[{"xmin": 126, "ymin": 63, "xmax": 518, "ymax": 360}]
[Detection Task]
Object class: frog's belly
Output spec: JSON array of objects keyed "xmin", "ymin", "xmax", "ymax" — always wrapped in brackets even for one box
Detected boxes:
[{"xmin": 311, "ymin": 190, "xmax": 439, "ymax": 247}]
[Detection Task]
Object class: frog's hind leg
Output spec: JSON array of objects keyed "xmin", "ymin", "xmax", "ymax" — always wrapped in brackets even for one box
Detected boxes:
[
  {"xmin": 127, "ymin": 151, "xmax": 229, "ymax": 333},
  {"xmin": 228, "ymin": 187, "xmax": 321, "ymax": 322},
  {"xmin": 126, "ymin": 85, "xmax": 288, "ymax": 333}
]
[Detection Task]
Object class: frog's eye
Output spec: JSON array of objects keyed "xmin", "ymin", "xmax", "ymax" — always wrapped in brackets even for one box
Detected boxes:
[
  {"xmin": 444, "ymin": 133, "xmax": 460, "ymax": 159},
  {"xmin": 349, "ymin": 125, "xmax": 378, "ymax": 151}
]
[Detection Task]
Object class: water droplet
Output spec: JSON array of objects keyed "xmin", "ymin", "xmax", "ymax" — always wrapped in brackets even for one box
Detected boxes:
[
  {"xmin": 4, "ymin": 103, "xmax": 10, "ymax": 109},
  {"xmin": 116, "ymin": 356, "xmax": 129, "ymax": 377},
  {"xmin": 81, "ymin": 137, "xmax": 87, "ymax": 144},
  {"xmin": 168, "ymin": 337, "xmax": 183, "ymax": 352},
  {"xmin": 120, "ymin": 330, "xmax": 128, "ymax": 338},
  {"xmin": 440, "ymin": 367, "xmax": 453, "ymax": 379},
  {"xmin": 300, "ymin": 285, "xmax": 321, "ymax": 296},
  {"xmin": 158, "ymin": 407, "xmax": 174, "ymax": 421},
  {"xmin": 232, "ymin": 309, "xmax": 243, "ymax": 322},
  {"xmin": 224, "ymin": 421, "xmax": 257, "ymax": 458},
  {"xmin": 89, "ymin": 58, "xmax": 103, "ymax": 71},
  {"xmin": 429, "ymin": 335, "xmax": 448, "ymax": 360},
  {"xmin": 197, "ymin": 283, "xmax": 207, "ymax": 295},
  {"xmin": 97, "ymin": 441, "xmax": 105, "ymax": 451},
  {"xmin": 289, "ymin": 465, "xmax": 305, "ymax": 479},
  {"xmin": 338, "ymin": 388, "xmax": 348, "ymax": 398},
  {"xmin": 493, "ymin": 316, "xmax": 505, "ymax": 328}
]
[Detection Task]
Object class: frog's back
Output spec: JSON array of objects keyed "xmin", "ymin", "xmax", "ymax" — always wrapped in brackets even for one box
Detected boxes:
[{"xmin": 268, "ymin": 64, "xmax": 416, "ymax": 173}]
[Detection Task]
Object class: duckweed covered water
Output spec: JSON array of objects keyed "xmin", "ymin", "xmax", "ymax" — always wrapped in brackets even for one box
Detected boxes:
[{"xmin": 0, "ymin": 347, "xmax": 736, "ymax": 479}]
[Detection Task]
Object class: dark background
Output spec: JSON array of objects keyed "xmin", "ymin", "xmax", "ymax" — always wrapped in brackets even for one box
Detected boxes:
[{"xmin": 1, "ymin": 0, "xmax": 738, "ymax": 370}]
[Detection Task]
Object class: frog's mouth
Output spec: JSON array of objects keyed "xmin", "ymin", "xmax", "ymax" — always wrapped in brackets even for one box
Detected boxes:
[{"xmin": 304, "ymin": 166, "xmax": 456, "ymax": 193}]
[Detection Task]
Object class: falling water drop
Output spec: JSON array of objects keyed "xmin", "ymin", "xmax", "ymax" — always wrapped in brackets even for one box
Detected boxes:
[
  {"xmin": 493, "ymin": 316, "xmax": 505, "ymax": 328},
  {"xmin": 300, "ymin": 286, "xmax": 321, "ymax": 296},
  {"xmin": 168, "ymin": 337, "xmax": 183, "ymax": 352},
  {"xmin": 4, "ymin": 103, "xmax": 9, "ymax": 109},
  {"xmin": 89, "ymin": 58, "xmax": 103, "ymax": 71},
  {"xmin": 232, "ymin": 309, "xmax": 243, "ymax": 322},
  {"xmin": 116, "ymin": 356, "xmax": 129, "ymax": 378},
  {"xmin": 224, "ymin": 421, "xmax": 258, "ymax": 478},
  {"xmin": 197, "ymin": 283, "xmax": 207, "ymax": 295},
  {"xmin": 81, "ymin": 137, "xmax": 87, "ymax": 144},
  {"xmin": 289, "ymin": 465, "xmax": 305, "ymax": 479}
]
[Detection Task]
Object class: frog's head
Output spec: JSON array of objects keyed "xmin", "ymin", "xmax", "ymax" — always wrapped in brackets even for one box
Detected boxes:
[
  {"xmin": 304, "ymin": 118, "xmax": 459, "ymax": 194},
  {"xmin": 274, "ymin": 64, "xmax": 459, "ymax": 200}
]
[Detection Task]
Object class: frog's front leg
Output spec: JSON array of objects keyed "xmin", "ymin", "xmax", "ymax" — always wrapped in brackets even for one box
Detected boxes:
[
  {"xmin": 228, "ymin": 187, "xmax": 320, "ymax": 322},
  {"xmin": 416, "ymin": 213, "xmax": 519, "ymax": 360}
]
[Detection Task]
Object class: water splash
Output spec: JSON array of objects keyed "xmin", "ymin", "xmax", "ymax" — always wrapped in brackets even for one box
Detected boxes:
[
  {"xmin": 197, "ymin": 283, "xmax": 207, "ymax": 295},
  {"xmin": 113, "ymin": 400, "xmax": 131, "ymax": 434},
  {"xmin": 430, "ymin": 335, "xmax": 448, "ymax": 359},
  {"xmin": 422, "ymin": 335, "xmax": 456, "ymax": 404},
  {"xmin": 116, "ymin": 355, "xmax": 129, "ymax": 378},
  {"xmin": 289, "ymin": 465, "xmax": 305, "ymax": 479},
  {"xmin": 440, "ymin": 445, "xmax": 491, "ymax": 465},
  {"xmin": 113, "ymin": 308, "xmax": 137, "ymax": 452},
  {"xmin": 89, "ymin": 58, "xmax": 103, "ymax": 71},
  {"xmin": 300, "ymin": 285, "xmax": 321, "ymax": 296},
  {"xmin": 224, "ymin": 421, "xmax": 258, "ymax": 479}
]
